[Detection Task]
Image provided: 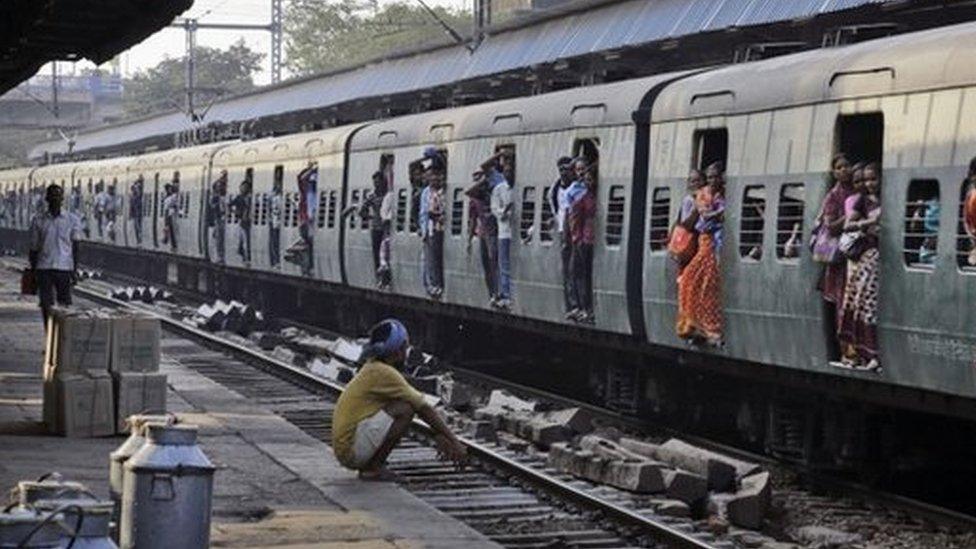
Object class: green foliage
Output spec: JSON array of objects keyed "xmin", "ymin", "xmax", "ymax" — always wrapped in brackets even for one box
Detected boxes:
[
  {"xmin": 285, "ymin": 0, "xmax": 471, "ymax": 76},
  {"xmin": 123, "ymin": 40, "xmax": 264, "ymax": 117}
]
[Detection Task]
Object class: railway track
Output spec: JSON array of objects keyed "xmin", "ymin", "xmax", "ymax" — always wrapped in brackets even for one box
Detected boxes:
[
  {"xmin": 11, "ymin": 260, "xmax": 974, "ymax": 548},
  {"xmin": 66, "ymin": 278, "xmax": 719, "ymax": 549}
]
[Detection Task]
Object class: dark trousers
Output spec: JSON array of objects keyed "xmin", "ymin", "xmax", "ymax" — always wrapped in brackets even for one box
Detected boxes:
[
  {"xmin": 571, "ymin": 243, "xmax": 594, "ymax": 313},
  {"xmin": 37, "ymin": 269, "xmax": 72, "ymax": 325},
  {"xmin": 165, "ymin": 217, "xmax": 178, "ymax": 252},
  {"xmin": 133, "ymin": 218, "xmax": 143, "ymax": 245},
  {"xmin": 426, "ymin": 230, "xmax": 444, "ymax": 290},
  {"xmin": 300, "ymin": 224, "xmax": 314, "ymax": 275},
  {"xmin": 560, "ymin": 232, "xmax": 576, "ymax": 311},
  {"xmin": 269, "ymin": 227, "xmax": 280, "ymax": 266},
  {"xmin": 479, "ymin": 232, "xmax": 498, "ymax": 298},
  {"xmin": 237, "ymin": 224, "xmax": 251, "ymax": 262},
  {"xmin": 370, "ymin": 229, "xmax": 384, "ymax": 274}
]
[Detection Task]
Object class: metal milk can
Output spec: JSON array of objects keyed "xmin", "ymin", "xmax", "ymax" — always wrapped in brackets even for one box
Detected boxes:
[
  {"xmin": 0, "ymin": 507, "xmax": 62, "ymax": 548},
  {"xmin": 31, "ymin": 499, "xmax": 116, "ymax": 549},
  {"xmin": 118, "ymin": 424, "xmax": 215, "ymax": 549},
  {"xmin": 108, "ymin": 414, "xmax": 175, "ymax": 533}
]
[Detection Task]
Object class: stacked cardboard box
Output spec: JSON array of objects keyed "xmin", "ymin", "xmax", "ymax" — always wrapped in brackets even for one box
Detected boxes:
[
  {"xmin": 43, "ymin": 308, "xmax": 115, "ymax": 437},
  {"xmin": 110, "ymin": 311, "xmax": 166, "ymax": 433},
  {"xmin": 42, "ymin": 308, "xmax": 167, "ymax": 436}
]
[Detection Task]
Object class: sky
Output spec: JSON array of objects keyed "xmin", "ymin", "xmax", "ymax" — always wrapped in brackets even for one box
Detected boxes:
[{"xmin": 41, "ymin": 0, "xmax": 470, "ymax": 86}]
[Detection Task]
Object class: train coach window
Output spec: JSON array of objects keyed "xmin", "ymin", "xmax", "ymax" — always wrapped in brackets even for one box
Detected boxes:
[
  {"xmin": 396, "ymin": 189, "xmax": 407, "ymax": 232},
  {"xmin": 284, "ymin": 193, "xmax": 295, "ymax": 227},
  {"xmin": 326, "ymin": 191, "xmax": 338, "ymax": 229},
  {"xmin": 450, "ymin": 188, "xmax": 464, "ymax": 236},
  {"xmin": 739, "ymin": 185, "xmax": 766, "ymax": 260},
  {"xmin": 957, "ymin": 183, "xmax": 976, "ymax": 271},
  {"xmin": 776, "ymin": 184, "xmax": 805, "ymax": 260},
  {"xmin": 648, "ymin": 187, "xmax": 671, "ymax": 252},
  {"xmin": 520, "ymin": 187, "xmax": 536, "ymax": 242},
  {"xmin": 317, "ymin": 191, "xmax": 328, "ymax": 228},
  {"xmin": 693, "ymin": 129, "xmax": 728, "ymax": 171},
  {"xmin": 359, "ymin": 188, "xmax": 371, "ymax": 231},
  {"xmin": 904, "ymin": 179, "xmax": 940, "ymax": 269},
  {"xmin": 180, "ymin": 193, "xmax": 190, "ymax": 219},
  {"xmin": 606, "ymin": 185, "xmax": 626, "ymax": 246},
  {"xmin": 540, "ymin": 187, "xmax": 554, "ymax": 243},
  {"xmin": 349, "ymin": 190, "xmax": 360, "ymax": 229}
]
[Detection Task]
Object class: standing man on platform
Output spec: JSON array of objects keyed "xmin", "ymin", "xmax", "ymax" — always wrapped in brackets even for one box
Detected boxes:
[
  {"xmin": 332, "ymin": 319, "xmax": 466, "ymax": 480},
  {"xmin": 28, "ymin": 184, "xmax": 81, "ymax": 325}
]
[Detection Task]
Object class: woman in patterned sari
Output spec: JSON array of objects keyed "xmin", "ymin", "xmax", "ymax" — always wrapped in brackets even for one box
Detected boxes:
[
  {"xmin": 676, "ymin": 162, "xmax": 725, "ymax": 347},
  {"xmin": 838, "ymin": 163, "xmax": 882, "ymax": 371}
]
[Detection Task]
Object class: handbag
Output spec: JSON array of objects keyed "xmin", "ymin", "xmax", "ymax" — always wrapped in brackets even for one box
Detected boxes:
[
  {"xmin": 21, "ymin": 269, "xmax": 36, "ymax": 295},
  {"xmin": 811, "ymin": 222, "xmax": 842, "ymax": 264},
  {"xmin": 838, "ymin": 231, "xmax": 866, "ymax": 260},
  {"xmin": 667, "ymin": 224, "xmax": 698, "ymax": 266}
]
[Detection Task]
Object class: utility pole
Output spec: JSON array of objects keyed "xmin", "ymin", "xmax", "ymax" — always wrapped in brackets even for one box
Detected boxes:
[
  {"xmin": 271, "ymin": 0, "xmax": 283, "ymax": 85},
  {"xmin": 51, "ymin": 61, "xmax": 59, "ymax": 119},
  {"xmin": 184, "ymin": 18, "xmax": 197, "ymax": 116},
  {"xmin": 171, "ymin": 1, "xmax": 284, "ymax": 119}
]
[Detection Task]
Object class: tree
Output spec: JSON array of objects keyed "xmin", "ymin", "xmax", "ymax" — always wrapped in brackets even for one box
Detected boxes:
[
  {"xmin": 123, "ymin": 40, "xmax": 264, "ymax": 117},
  {"xmin": 285, "ymin": 0, "xmax": 471, "ymax": 76}
]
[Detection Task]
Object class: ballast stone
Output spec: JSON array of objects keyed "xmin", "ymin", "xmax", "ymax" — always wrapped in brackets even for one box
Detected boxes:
[{"xmin": 662, "ymin": 468, "xmax": 708, "ymax": 504}]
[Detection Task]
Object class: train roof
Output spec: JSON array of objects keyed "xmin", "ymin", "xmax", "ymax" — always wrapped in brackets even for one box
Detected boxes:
[
  {"xmin": 212, "ymin": 126, "xmax": 364, "ymax": 169},
  {"xmin": 128, "ymin": 142, "xmax": 232, "ymax": 174},
  {"xmin": 350, "ymin": 71, "xmax": 687, "ymax": 151},
  {"xmin": 653, "ymin": 20, "xmax": 976, "ymax": 121}
]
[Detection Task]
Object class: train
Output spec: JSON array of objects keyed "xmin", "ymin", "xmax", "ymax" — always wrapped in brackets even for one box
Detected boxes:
[{"xmin": 4, "ymin": 21, "xmax": 976, "ymax": 459}]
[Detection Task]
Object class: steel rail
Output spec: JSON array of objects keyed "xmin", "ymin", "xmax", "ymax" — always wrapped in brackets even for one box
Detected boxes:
[{"xmin": 71, "ymin": 282, "xmax": 717, "ymax": 549}]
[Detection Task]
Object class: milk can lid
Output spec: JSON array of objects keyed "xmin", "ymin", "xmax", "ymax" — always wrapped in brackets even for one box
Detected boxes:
[{"xmin": 146, "ymin": 423, "xmax": 198, "ymax": 445}]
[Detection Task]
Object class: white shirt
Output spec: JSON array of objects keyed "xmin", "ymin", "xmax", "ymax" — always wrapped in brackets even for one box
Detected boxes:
[
  {"xmin": 30, "ymin": 210, "xmax": 81, "ymax": 270},
  {"xmin": 270, "ymin": 193, "xmax": 283, "ymax": 229},
  {"xmin": 491, "ymin": 180, "xmax": 513, "ymax": 240},
  {"xmin": 555, "ymin": 184, "xmax": 571, "ymax": 233},
  {"xmin": 380, "ymin": 192, "xmax": 395, "ymax": 223},
  {"xmin": 163, "ymin": 194, "xmax": 179, "ymax": 218}
]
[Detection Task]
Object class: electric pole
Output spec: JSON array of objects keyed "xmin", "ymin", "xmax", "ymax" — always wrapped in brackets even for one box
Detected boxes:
[{"xmin": 171, "ymin": 0, "xmax": 285, "ymax": 119}]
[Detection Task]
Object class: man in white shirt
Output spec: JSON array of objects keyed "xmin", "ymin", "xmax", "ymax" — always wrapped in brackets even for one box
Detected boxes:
[
  {"xmin": 486, "ymin": 153, "xmax": 514, "ymax": 309},
  {"xmin": 550, "ymin": 157, "xmax": 576, "ymax": 315},
  {"xmin": 29, "ymin": 184, "xmax": 81, "ymax": 325}
]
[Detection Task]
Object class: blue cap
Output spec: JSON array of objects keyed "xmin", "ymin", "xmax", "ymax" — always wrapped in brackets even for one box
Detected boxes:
[{"xmin": 361, "ymin": 319, "xmax": 409, "ymax": 361}]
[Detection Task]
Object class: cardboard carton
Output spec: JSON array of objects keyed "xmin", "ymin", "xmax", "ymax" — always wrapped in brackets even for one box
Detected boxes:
[
  {"xmin": 113, "ymin": 372, "xmax": 167, "ymax": 433},
  {"xmin": 48, "ymin": 372, "xmax": 115, "ymax": 437},
  {"xmin": 110, "ymin": 312, "xmax": 160, "ymax": 373},
  {"xmin": 44, "ymin": 308, "xmax": 112, "ymax": 377}
]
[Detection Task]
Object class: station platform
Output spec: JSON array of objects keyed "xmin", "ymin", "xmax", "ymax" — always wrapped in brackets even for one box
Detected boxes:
[{"xmin": 0, "ymin": 267, "xmax": 500, "ymax": 549}]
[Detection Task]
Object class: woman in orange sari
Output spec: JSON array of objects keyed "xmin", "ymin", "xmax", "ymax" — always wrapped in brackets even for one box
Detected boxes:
[{"xmin": 677, "ymin": 162, "xmax": 725, "ymax": 347}]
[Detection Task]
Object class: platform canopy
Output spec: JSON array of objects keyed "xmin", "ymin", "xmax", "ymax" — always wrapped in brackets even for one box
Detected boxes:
[{"xmin": 0, "ymin": 0, "xmax": 192, "ymax": 95}]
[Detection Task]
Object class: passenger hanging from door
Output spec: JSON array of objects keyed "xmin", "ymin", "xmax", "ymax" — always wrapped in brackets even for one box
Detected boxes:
[
  {"xmin": 568, "ymin": 163, "xmax": 598, "ymax": 324},
  {"xmin": 676, "ymin": 162, "xmax": 725, "ymax": 347},
  {"xmin": 424, "ymin": 150, "xmax": 447, "ymax": 300},
  {"xmin": 294, "ymin": 161, "xmax": 318, "ymax": 276},
  {"xmin": 836, "ymin": 162, "xmax": 882, "ymax": 372},
  {"xmin": 466, "ymin": 170, "xmax": 498, "ymax": 305},
  {"xmin": 104, "ymin": 182, "xmax": 120, "ymax": 242},
  {"xmin": 130, "ymin": 175, "xmax": 144, "ymax": 245},
  {"xmin": 93, "ymin": 180, "xmax": 106, "ymax": 238},
  {"xmin": 483, "ymin": 150, "xmax": 514, "ymax": 310},
  {"xmin": 348, "ymin": 171, "xmax": 393, "ymax": 289},
  {"xmin": 962, "ymin": 157, "xmax": 976, "ymax": 266},
  {"xmin": 162, "ymin": 183, "xmax": 180, "ymax": 252},
  {"xmin": 812, "ymin": 153, "xmax": 854, "ymax": 357},
  {"xmin": 231, "ymin": 172, "xmax": 253, "ymax": 265},
  {"xmin": 269, "ymin": 172, "xmax": 283, "ymax": 268},
  {"xmin": 550, "ymin": 157, "xmax": 576, "ymax": 316},
  {"xmin": 208, "ymin": 169, "xmax": 228, "ymax": 264},
  {"xmin": 669, "ymin": 169, "xmax": 704, "ymax": 328}
]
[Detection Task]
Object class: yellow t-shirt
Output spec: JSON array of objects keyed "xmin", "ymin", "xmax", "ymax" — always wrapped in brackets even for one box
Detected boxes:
[{"xmin": 331, "ymin": 359, "xmax": 426, "ymax": 467}]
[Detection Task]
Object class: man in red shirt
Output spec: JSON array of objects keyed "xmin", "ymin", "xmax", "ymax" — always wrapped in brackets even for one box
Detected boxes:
[{"xmin": 568, "ymin": 166, "xmax": 597, "ymax": 324}]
